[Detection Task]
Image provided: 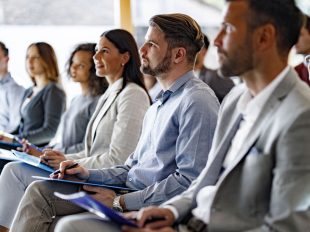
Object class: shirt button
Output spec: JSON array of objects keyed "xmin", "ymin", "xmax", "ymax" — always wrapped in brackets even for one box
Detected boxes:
[{"xmin": 129, "ymin": 178, "xmax": 132, "ymax": 181}]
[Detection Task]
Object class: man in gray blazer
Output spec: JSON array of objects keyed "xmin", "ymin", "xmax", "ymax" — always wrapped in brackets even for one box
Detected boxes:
[{"xmin": 72, "ymin": 0, "xmax": 310, "ymax": 232}]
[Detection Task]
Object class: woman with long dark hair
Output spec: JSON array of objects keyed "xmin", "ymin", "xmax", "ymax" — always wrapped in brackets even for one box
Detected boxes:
[{"xmin": 0, "ymin": 29, "xmax": 150, "ymax": 232}]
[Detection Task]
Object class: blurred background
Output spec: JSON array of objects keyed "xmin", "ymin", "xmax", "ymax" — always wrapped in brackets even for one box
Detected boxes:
[{"xmin": 0, "ymin": 0, "xmax": 309, "ymax": 101}]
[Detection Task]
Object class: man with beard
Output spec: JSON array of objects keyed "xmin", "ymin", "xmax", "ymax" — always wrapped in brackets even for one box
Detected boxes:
[
  {"xmin": 79, "ymin": 0, "xmax": 309, "ymax": 232},
  {"xmin": 8, "ymin": 13, "xmax": 219, "ymax": 231}
]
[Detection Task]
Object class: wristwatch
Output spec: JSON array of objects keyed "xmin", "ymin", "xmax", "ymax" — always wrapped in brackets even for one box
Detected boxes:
[{"xmin": 112, "ymin": 196, "xmax": 123, "ymax": 212}]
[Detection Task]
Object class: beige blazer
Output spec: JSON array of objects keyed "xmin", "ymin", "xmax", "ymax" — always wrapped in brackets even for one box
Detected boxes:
[
  {"xmin": 66, "ymin": 81, "xmax": 149, "ymax": 169},
  {"xmin": 165, "ymin": 68, "xmax": 310, "ymax": 231}
]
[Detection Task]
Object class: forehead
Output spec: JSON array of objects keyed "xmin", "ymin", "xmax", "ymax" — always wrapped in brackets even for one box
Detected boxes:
[
  {"xmin": 27, "ymin": 45, "xmax": 39, "ymax": 54},
  {"xmin": 97, "ymin": 36, "xmax": 117, "ymax": 49},
  {"xmin": 73, "ymin": 50, "xmax": 92, "ymax": 61},
  {"xmin": 145, "ymin": 26, "xmax": 166, "ymax": 43},
  {"xmin": 222, "ymin": 1, "xmax": 249, "ymax": 26}
]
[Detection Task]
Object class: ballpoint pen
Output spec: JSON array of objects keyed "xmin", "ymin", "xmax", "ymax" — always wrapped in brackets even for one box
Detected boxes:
[{"xmin": 50, "ymin": 162, "xmax": 79, "ymax": 176}]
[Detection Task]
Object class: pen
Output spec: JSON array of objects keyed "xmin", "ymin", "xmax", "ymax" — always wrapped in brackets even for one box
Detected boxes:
[{"xmin": 50, "ymin": 162, "xmax": 79, "ymax": 176}]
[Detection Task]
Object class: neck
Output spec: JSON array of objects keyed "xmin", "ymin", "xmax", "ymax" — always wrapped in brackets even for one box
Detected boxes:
[
  {"xmin": 242, "ymin": 56, "xmax": 287, "ymax": 96},
  {"xmin": 80, "ymin": 82, "xmax": 90, "ymax": 96},
  {"xmin": 105, "ymin": 68, "xmax": 124, "ymax": 85},
  {"xmin": 156, "ymin": 64, "xmax": 192, "ymax": 91},
  {"xmin": 34, "ymin": 75, "xmax": 50, "ymax": 89},
  {"xmin": 0, "ymin": 70, "xmax": 8, "ymax": 79}
]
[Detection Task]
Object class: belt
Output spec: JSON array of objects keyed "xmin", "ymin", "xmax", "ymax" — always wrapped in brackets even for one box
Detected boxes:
[{"xmin": 186, "ymin": 216, "xmax": 208, "ymax": 232}]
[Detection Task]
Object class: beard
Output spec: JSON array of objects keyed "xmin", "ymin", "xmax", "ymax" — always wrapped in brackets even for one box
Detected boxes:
[
  {"xmin": 218, "ymin": 34, "xmax": 254, "ymax": 78},
  {"xmin": 141, "ymin": 50, "xmax": 172, "ymax": 77}
]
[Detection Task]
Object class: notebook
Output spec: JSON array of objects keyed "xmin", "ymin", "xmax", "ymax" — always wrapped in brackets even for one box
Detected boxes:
[{"xmin": 54, "ymin": 191, "xmax": 138, "ymax": 227}]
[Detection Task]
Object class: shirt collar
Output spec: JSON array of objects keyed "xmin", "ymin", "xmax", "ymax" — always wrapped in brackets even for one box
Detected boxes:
[
  {"xmin": 237, "ymin": 66, "xmax": 290, "ymax": 121},
  {"xmin": 155, "ymin": 71, "xmax": 194, "ymax": 104},
  {"xmin": 0, "ymin": 72, "xmax": 11, "ymax": 84}
]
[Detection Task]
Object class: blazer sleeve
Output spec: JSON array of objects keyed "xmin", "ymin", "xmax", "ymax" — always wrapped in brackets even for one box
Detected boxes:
[
  {"xmin": 20, "ymin": 85, "xmax": 66, "ymax": 145},
  {"xmin": 75, "ymin": 87, "xmax": 150, "ymax": 169}
]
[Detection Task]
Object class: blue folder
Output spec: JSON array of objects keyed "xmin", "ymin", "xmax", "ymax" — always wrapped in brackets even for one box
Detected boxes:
[
  {"xmin": 11, "ymin": 150, "xmax": 54, "ymax": 173},
  {"xmin": 32, "ymin": 176, "xmax": 138, "ymax": 192},
  {"xmin": 54, "ymin": 191, "xmax": 138, "ymax": 227},
  {"xmin": 0, "ymin": 141, "xmax": 22, "ymax": 150}
]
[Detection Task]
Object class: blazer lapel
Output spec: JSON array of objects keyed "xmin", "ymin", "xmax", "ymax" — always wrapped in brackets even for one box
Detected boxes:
[
  {"xmin": 84, "ymin": 93, "xmax": 109, "ymax": 153},
  {"xmin": 221, "ymin": 68, "xmax": 298, "ymax": 178},
  {"xmin": 90, "ymin": 88, "xmax": 120, "ymax": 141}
]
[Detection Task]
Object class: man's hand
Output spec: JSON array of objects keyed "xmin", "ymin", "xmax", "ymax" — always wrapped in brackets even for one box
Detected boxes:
[
  {"xmin": 50, "ymin": 160, "xmax": 89, "ymax": 180},
  {"xmin": 135, "ymin": 207, "xmax": 176, "ymax": 229},
  {"xmin": 40, "ymin": 149, "xmax": 66, "ymax": 169},
  {"xmin": 82, "ymin": 186, "xmax": 116, "ymax": 208}
]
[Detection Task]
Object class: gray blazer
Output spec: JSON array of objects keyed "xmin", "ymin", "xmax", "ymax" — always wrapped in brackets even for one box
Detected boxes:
[
  {"xmin": 165, "ymin": 68, "xmax": 310, "ymax": 231},
  {"xmin": 66, "ymin": 81, "xmax": 150, "ymax": 169},
  {"xmin": 16, "ymin": 83, "xmax": 66, "ymax": 146}
]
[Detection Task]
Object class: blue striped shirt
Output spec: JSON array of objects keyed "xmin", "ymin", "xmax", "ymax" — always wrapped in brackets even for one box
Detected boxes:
[{"xmin": 88, "ymin": 71, "xmax": 219, "ymax": 210}]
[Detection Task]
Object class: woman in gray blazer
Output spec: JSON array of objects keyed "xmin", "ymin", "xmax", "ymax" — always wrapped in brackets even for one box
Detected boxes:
[
  {"xmin": 13, "ymin": 42, "xmax": 66, "ymax": 146},
  {"xmin": 0, "ymin": 29, "xmax": 150, "ymax": 231}
]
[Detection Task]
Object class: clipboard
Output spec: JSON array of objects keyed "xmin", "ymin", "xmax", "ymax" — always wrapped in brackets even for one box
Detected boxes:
[
  {"xmin": 11, "ymin": 150, "xmax": 54, "ymax": 173},
  {"xmin": 0, "ymin": 141, "xmax": 22, "ymax": 150},
  {"xmin": 54, "ymin": 191, "xmax": 138, "ymax": 227},
  {"xmin": 32, "ymin": 176, "xmax": 138, "ymax": 193}
]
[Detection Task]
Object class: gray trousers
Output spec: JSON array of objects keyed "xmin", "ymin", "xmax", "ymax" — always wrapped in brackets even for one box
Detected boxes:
[
  {"xmin": 0, "ymin": 161, "xmax": 50, "ymax": 228},
  {"xmin": 55, "ymin": 214, "xmax": 191, "ymax": 232},
  {"xmin": 10, "ymin": 180, "xmax": 85, "ymax": 232}
]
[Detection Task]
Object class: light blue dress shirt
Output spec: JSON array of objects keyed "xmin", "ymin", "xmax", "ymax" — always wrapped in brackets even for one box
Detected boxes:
[
  {"xmin": 88, "ymin": 71, "xmax": 219, "ymax": 210},
  {"xmin": 0, "ymin": 73, "xmax": 25, "ymax": 133}
]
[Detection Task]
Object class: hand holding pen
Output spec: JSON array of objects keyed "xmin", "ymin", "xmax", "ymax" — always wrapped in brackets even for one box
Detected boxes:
[
  {"xmin": 15, "ymin": 137, "xmax": 44, "ymax": 157},
  {"xmin": 50, "ymin": 160, "xmax": 89, "ymax": 180}
]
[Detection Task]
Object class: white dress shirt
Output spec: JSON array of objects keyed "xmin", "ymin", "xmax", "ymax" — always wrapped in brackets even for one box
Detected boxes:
[{"xmin": 191, "ymin": 66, "xmax": 290, "ymax": 223}]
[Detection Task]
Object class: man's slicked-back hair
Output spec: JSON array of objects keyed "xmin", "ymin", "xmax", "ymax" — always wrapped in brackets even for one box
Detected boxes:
[
  {"xmin": 149, "ymin": 13, "xmax": 204, "ymax": 64},
  {"xmin": 227, "ymin": 0, "xmax": 303, "ymax": 55}
]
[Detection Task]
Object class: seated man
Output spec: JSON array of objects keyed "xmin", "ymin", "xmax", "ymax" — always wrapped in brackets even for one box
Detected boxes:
[
  {"xmin": 8, "ymin": 13, "xmax": 219, "ymax": 232},
  {"xmin": 194, "ymin": 33, "xmax": 234, "ymax": 103},
  {"xmin": 55, "ymin": 0, "xmax": 310, "ymax": 232},
  {"xmin": 0, "ymin": 41, "xmax": 25, "ymax": 133}
]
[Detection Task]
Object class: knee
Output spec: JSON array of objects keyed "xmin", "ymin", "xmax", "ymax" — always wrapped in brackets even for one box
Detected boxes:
[{"xmin": 55, "ymin": 216, "xmax": 79, "ymax": 232}]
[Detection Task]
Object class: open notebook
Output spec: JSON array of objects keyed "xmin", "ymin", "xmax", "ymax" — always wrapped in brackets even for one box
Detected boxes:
[{"xmin": 54, "ymin": 191, "xmax": 138, "ymax": 227}]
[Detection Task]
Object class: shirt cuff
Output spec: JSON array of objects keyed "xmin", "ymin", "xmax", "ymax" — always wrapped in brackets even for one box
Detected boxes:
[
  {"xmin": 162, "ymin": 205, "xmax": 179, "ymax": 220},
  {"xmin": 123, "ymin": 191, "xmax": 143, "ymax": 211}
]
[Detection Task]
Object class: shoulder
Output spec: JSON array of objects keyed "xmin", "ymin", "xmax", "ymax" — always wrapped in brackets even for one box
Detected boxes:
[
  {"xmin": 119, "ymin": 82, "xmax": 149, "ymax": 102},
  {"xmin": 180, "ymin": 77, "xmax": 218, "ymax": 105},
  {"xmin": 44, "ymin": 82, "xmax": 65, "ymax": 96}
]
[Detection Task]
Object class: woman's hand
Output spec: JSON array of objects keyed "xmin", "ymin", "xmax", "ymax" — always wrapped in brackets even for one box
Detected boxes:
[{"xmin": 40, "ymin": 149, "xmax": 66, "ymax": 169}]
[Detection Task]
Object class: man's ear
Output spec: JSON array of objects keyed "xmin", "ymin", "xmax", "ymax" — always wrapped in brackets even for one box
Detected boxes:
[
  {"xmin": 173, "ymin": 47, "xmax": 186, "ymax": 64},
  {"xmin": 254, "ymin": 23, "xmax": 276, "ymax": 52}
]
